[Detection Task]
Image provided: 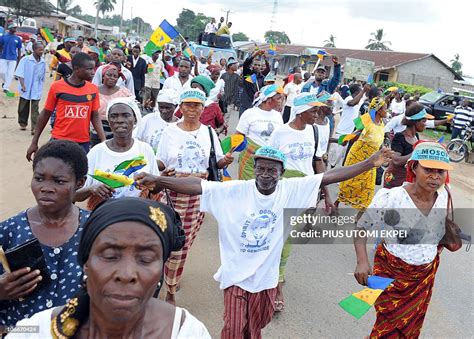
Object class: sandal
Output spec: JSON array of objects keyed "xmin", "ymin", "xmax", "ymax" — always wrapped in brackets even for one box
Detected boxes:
[{"xmin": 274, "ymin": 300, "xmax": 285, "ymax": 312}]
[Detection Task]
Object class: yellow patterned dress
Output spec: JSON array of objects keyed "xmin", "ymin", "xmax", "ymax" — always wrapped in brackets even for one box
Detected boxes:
[{"xmin": 337, "ymin": 120, "xmax": 384, "ymax": 210}]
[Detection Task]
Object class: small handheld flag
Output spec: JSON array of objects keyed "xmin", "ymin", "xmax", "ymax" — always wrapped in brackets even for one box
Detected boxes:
[
  {"xmin": 267, "ymin": 43, "xmax": 277, "ymax": 56},
  {"xmin": 353, "ymin": 113, "xmax": 373, "ymax": 131},
  {"xmin": 90, "ymin": 170, "xmax": 135, "ymax": 189},
  {"xmin": 245, "ymin": 74, "xmax": 258, "ymax": 84},
  {"xmin": 367, "ymin": 74, "xmax": 374, "ymax": 84},
  {"xmin": 339, "ymin": 275, "xmax": 394, "ymax": 319},
  {"xmin": 40, "ymin": 28, "xmax": 54, "ymax": 43},
  {"xmin": 221, "ymin": 134, "xmax": 247, "ymax": 154},
  {"xmin": 183, "ymin": 46, "xmax": 193, "ymax": 58},
  {"xmin": 5, "ymin": 91, "xmax": 19, "ymax": 98},
  {"xmin": 147, "ymin": 63, "xmax": 154, "ymax": 73},
  {"xmin": 222, "ymin": 168, "xmax": 232, "ymax": 181},
  {"xmin": 114, "ymin": 155, "xmax": 147, "ymax": 176},
  {"xmin": 316, "ymin": 49, "xmax": 329, "ymax": 60}
]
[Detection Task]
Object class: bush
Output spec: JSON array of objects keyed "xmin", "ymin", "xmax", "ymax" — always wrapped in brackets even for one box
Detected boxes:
[{"xmin": 377, "ymin": 81, "xmax": 432, "ymax": 96}]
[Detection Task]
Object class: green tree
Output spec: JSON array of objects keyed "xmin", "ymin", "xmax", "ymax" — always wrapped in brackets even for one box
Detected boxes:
[
  {"xmin": 323, "ymin": 34, "xmax": 336, "ymax": 48},
  {"xmin": 57, "ymin": 0, "xmax": 81, "ymax": 15},
  {"xmin": 93, "ymin": 0, "xmax": 117, "ymax": 17},
  {"xmin": 365, "ymin": 29, "xmax": 392, "ymax": 51},
  {"xmin": 450, "ymin": 53, "xmax": 462, "ymax": 76},
  {"xmin": 0, "ymin": 0, "xmax": 51, "ymax": 25},
  {"xmin": 175, "ymin": 8, "xmax": 212, "ymax": 41},
  {"xmin": 264, "ymin": 30, "xmax": 290, "ymax": 44},
  {"xmin": 232, "ymin": 32, "xmax": 249, "ymax": 42},
  {"xmin": 69, "ymin": 5, "xmax": 82, "ymax": 16}
]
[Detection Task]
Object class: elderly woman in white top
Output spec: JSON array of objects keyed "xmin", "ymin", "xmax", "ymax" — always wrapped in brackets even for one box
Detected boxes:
[
  {"xmin": 354, "ymin": 141, "xmax": 456, "ymax": 338},
  {"xmin": 75, "ymin": 96, "xmax": 158, "ymax": 210},
  {"xmin": 156, "ymin": 88, "xmax": 234, "ymax": 305}
]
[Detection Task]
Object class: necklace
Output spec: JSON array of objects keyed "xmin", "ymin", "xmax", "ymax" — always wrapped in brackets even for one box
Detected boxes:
[{"xmin": 187, "ymin": 128, "xmax": 200, "ymax": 139}]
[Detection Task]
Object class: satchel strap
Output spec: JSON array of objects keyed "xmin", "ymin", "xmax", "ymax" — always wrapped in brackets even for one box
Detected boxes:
[
  {"xmin": 163, "ymin": 189, "xmax": 175, "ymax": 209},
  {"xmin": 208, "ymin": 125, "xmax": 216, "ymax": 156}
]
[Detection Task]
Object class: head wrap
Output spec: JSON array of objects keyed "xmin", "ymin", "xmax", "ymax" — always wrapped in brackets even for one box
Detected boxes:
[
  {"xmin": 52, "ymin": 198, "xmax": 184, "ymax": 339},
  {"xmin": 254, "ymin": 146, "xmax": 287, "ymax": 169},
  {"xmin": 106, "ymin": 96, "xmax": 142, "ymax": 131},
  {"xmin": 253, "ymin": 84, "xmax": 284, "ymax": 107},
  {"xmin": 179, "ymin": 88, "xmax": 206, "ymax": 105},
  {"xmin": 156, "ymin": 89, "xmax": 179, "ymax": 105},
  {"xmin": 101, "ymin": 63, "xmax": 126, "ymax": 81},
  {"xmin": 78, "ymin": 198, "xmax": 184, "ymax": 266},
  {"xmin": 207, "ymin": 64, "xmax": 222, "ymax": 74},
  {"xmin": 367, "ymin": 97, "xmax": 386, "ymax": 121},
  {"xmin": 190, "ymin": 75, "xmax": 215, "ymax": 97},
  {"xmin": 291, "ymin": 92, "xmax": 327, "ymax": 116}
]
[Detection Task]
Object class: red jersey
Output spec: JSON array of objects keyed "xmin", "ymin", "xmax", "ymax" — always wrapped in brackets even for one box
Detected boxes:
[{"xmin": 44, "ymin": 79, "xmax": 100, "ymax": 143}]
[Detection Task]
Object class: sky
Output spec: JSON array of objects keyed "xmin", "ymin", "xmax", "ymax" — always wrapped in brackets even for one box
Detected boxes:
[{"xmin": 75, "ymin": 0, "xmax": 473, "ymax": 76}]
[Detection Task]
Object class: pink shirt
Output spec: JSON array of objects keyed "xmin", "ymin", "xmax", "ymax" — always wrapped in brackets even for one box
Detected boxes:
[{"xmin": 98, "ymin": 86, "xmax": 133, "ymax": 120}]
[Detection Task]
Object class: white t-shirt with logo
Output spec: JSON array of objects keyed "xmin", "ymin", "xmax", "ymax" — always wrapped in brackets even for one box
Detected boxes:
[
  {"xmin": 156, "ymin": 123, "xmax": 224, "ymax": 174},
  {"xmin": 335, "ymin": 96, "xmax": 364, "ymax": 136},
  {"xmin": 84, "ymin": 140, "xmax": 159, "ymax": 198},
  {"xmin": 315, "ymin": 118, "xmax": 331, "ymax": 157},
  {"xmin": 236, "ymin": 107, "xmax": 283, "ymax": 146},
  {"xmin": 269, "ymin": 124, "xmax": 315, "ymax": 176},
  {"xmin": 200, "ymin": 174, "xmax": 323, "ymax": 292},
  {"xmin": 134, "ymin": 113, "xmax": 169, "ymax": 153}
]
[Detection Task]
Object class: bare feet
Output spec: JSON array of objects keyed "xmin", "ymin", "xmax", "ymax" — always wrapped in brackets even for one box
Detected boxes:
[{"xmin": 165, "ymin": 292, "xmax": 176, "ymax": 306}]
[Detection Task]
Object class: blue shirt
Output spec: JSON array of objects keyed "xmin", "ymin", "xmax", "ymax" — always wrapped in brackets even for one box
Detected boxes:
[
  {"xmin": 302, "ymin": 63, "xmax": 341, "ymax": 94},
  {"xmin": 0, "ymin": 33, "xmax": 22, "ymax": 60},
  {"xmin": 14, "ymin": 54, "xmax": 46, "ymax": 100},
  {"xmin": 0, "ymin": 209, "xmax": 89, "ymax": 327}
]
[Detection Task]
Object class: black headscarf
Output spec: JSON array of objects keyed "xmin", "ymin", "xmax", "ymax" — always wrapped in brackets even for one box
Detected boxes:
[
  {"xmin": 51, "ymin": 198, "xmax": 184, "ymax": 338},
  {"xmin": 78, "ymin": 197, "xmax": 184, "ymax": 265}
]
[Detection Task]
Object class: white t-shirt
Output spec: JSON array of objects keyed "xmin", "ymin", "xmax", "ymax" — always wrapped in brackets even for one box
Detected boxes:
[
  {"xmin": 335, "ymin": 96, "xmax": 364, "ymax": 136},
  {"xmin": 269, "ymin": 124, "xmax": 315, "ymax": 176},
  {"xmin": 209, "ymin": 78, "xmax": 225, "ymax": 102},
  {"xmin": 358, "ymin": 186, "xmax": 447, "ymax": 265},
  {"xmin": 315, "ymin": 117, "xmax": 331, "ymax": 157},
  {"xmin": 390, "ymin": 99, "xmax": 406, "ymax": 116},
  {"xmin": 284, "ymin": 82, "xmax": 303, "ymax": 107},
  {"xmin": 156, "ymin": 123, "xmax": 224, "ymax": 174},
  {"xmin": 236, "ymin": 107, "xmax": 283, "ymax": 146},
  {"xmin": 200, "ymin": 175, "xmax": 323, "ymax": 292},
  {"xmin": 162, "ymin": 74, "xmax": 193, "ymax": 95},
  {"xmin": 134, "ymin": 113, "xmax": 169, "ymax": 153},
  {"xmin": 84, "ymin": 140, "xmax": 159, "ymax": 198}
]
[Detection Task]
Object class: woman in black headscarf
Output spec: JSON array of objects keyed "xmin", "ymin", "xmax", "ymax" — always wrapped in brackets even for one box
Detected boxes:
[{"xmin": 9, "ymin": 198, "xmax": 211, "ymax": 338}]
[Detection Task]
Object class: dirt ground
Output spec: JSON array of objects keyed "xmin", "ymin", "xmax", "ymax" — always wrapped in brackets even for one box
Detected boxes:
[{"xmin": 0, "ymin": 64, "xmax": 473, "ymax": 337}]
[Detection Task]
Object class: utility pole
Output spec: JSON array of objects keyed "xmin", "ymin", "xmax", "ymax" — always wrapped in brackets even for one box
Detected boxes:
[
  {"xmin": 130, "ymin": 6, "xmax": 133, "ymax": 33},
  {"xmin": 270, "ymin": 0, "xmax": 278, "ymax": 31},
  {"xmin": 119, "ymin": 0, "xmax": 124, "ymax": 38},
  {"xmin": 220, "ymin": 8, "xmax": 234, "ymax": 23}
]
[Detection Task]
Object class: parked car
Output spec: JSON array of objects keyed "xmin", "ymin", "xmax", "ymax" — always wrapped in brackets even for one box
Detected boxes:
[{"xmin": 419, "ymin": 91, "xmax": 474, "ymax": 132}]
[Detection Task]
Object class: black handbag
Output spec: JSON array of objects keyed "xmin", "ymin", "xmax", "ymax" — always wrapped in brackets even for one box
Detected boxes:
[{"xmin": 206, "ymin": 126, "xmax": 222, "ymax": 181}]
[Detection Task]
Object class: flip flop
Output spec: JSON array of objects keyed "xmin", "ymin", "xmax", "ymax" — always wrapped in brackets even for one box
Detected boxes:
[{"xmin": 274, "ymin": 300, "xmax": 285, "ymax": 312}]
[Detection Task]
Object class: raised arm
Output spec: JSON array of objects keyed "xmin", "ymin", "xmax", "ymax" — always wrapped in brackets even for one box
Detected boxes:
[
  {"xmin": 135, "ymin": 173, "xmax": 203, "ymax": 195},
  {"xmin": 321, "ymin": 148, "xmax": 392, "ymax": 186}
]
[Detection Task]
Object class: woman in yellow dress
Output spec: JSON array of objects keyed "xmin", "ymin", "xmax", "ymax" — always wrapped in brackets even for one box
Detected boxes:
[{"xmin": 337, "ymin": 97, "xmax": 387, "ymax": 216}]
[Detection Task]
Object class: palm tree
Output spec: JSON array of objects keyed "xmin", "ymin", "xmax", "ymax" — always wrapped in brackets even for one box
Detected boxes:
[
  {"xmin": 450, "ymin": 53, "xmax": 463, "ymax": 75},
  {"xmin": 323, "ymin": 34, "xmax": 336, "ymax": 48},
  {"xmin": 93, "ymin": 0, "xmax": 117, "ymax": 17},
  {"xmin": 57, "ymin": 0, "xmax": 73, "ymax": 13},
  {"xmin": 365, "ymin": 29, "xmax": 392, "ymax": 51}
]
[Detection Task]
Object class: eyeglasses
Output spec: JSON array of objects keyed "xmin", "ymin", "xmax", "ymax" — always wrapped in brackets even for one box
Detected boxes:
[{"xmin": 255, "ymin": 166, "xmax": 279, "ymax": 177}]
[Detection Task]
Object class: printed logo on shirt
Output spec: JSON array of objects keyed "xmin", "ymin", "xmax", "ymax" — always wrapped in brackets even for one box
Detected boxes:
[
  {"xmin": 240, "ymin": 210, "xmax": 277, "ymax": 253},
  {"xmin": 64, "ymin": 105, "xmax": 90, "ymax": 119},
  {"xmin": 288, "ymin": 142, "xmax": 313, "ymax": 161},
  {"xmin": 260, "ymin": 122, "xmax": 275, "ymax": 140},
  {"xmin": 177, "ymin": 141, "xmax": 206, "ymax": 172}
]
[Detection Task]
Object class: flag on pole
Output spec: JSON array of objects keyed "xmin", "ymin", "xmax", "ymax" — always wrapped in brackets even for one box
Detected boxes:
[
  {"xmin": 316, "ymin": 49, "xmax": 329, "ymax": 60},
  {"xmin": 144, "ymin": 41, "xmax": 162, "ymax": 57},
  {"xmin": 267, "ymin": 42, "xmax": 277, "ymax": 56},
  {"xmin": 40, "ymin": 28, "xmax": 54, "ymax": 43},
  {"xmin": 367, "ymin": 73, "xmax": 374, "ymax": 84},
  {"xmin": 90, "ymin": 170, "xmax": 135, "ymax": 188},
  {"xmin": 245, "ymin": 74, "xmax": 258, "ymax": 84},
  {"xmin": 339, "ymin": 276, "xmax": 394, "ymax": 319},
  {"xmin": 150, "ymin": 19, "xmax": 179, "ymax": 47}
]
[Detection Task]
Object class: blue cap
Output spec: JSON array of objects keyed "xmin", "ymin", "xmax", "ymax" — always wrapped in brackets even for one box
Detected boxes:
[{"xmin": 254, "ymin": 146, "xmax": 287, "ymax": 169}]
